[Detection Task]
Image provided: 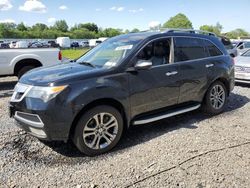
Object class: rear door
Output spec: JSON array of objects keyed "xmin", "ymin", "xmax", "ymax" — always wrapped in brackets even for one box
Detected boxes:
[{"xmin": 173, "ymin": 37, "xmax": 210, "ymax": 104}]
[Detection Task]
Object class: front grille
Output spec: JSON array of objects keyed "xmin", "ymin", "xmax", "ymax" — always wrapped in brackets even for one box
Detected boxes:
[{"xmin": 235, "ymin": 66, "xmax": 250, "ymax": 73}]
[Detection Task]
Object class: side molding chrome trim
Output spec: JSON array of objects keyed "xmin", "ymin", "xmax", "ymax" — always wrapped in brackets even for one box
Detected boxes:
[{"xmin": 133, "ymin": 104, "xmax": 201, "ymax": 125}]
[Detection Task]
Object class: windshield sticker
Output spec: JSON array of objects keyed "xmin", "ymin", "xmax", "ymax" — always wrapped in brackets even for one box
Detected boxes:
[{"xmin": 115, "ymin": 45, "xmax": 133, "ymax": 51}]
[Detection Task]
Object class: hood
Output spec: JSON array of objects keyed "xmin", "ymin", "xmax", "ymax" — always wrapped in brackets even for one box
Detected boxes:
[
  {"xmin": 20, "ymin": 63, "xmax": 101, "ymax": 86},
  {"xmin": 235, "ymin": 56, "xmax": 250, "ymax": 67}
]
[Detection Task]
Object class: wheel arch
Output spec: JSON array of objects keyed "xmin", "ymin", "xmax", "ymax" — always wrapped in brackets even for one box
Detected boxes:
[
  {"xmin": 14, "ymin": 58, "xmax": 42, "ymax": 76},
  {"xmin": 203, "ymin": 76, "xmax": 230, "ymax": 104},
  {"xmin": 69, "ymin": 98, "xmax": 128, "ymax": 139}
]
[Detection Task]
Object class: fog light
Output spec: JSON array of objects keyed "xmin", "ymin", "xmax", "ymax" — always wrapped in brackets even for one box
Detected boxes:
[{"xmin": 29, "ymin": 127, "xmax": 47, "ymax": 138}]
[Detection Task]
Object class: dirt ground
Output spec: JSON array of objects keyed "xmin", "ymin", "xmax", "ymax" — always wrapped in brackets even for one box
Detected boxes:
[{"xmin": 0, "ymin": 77, "xmax": 250, "ymax": 188}]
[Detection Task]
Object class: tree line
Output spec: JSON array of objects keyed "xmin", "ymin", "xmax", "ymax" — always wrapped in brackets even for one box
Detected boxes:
[{"xmin": 0, "ymin": 13, "xmax": 249, "ymax": 39}]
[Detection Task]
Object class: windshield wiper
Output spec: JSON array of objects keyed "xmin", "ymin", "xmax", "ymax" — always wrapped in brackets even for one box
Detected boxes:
[{"xmin": 78, "ymin": 61, "xmax": 96, "ymax": 68}]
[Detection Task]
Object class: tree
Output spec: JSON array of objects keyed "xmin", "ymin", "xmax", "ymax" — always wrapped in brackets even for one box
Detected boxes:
[
  {"xmin": 163, "ymin": 13, "xmax": 193, "ymax": 29},
  {"xmin": 131, "ymin": 28, "xmax": 140, "ymax": 33},
  {"xmin": 17, "ymin": 22, "xmax": 27, "ymax": 31},
  {"xmin": 53, "ymin": 20, "xmax": 68, "ymax": 32},
  {"xmin": 99, "ymin": 28, "xmax": 122, "ymax": 37},
  {"xmin": 32, "ymin": 23, "xmax": 48, "ymax": 31},
  {"xmin": 225, "ymin": 29, "xmax": 249, "ymax": 39},
  {"xmin": 200, "ymin": 22, "xmax": 223, "ymax": 35},
  {"xmin": 78, "ymin": 23, "xmax": 98, "ymax": 33},
  {"xmin": 0, "ymin": 23, "xmax": 16, "ymax": 38}
]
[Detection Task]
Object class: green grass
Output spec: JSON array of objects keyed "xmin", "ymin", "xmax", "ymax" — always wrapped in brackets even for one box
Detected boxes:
[{"xmin": 61, "ymin": 48, "xmax": 89, "ymax": 60}]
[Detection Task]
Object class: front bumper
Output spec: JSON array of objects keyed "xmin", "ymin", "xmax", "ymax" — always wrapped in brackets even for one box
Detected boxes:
[
  {"xmin": 11, "ymin": 110, "xmax": 47, "ymax": 139},
  {"xmin": 9, "ymin": 97, "xmax": 74, "ymax": 142}
]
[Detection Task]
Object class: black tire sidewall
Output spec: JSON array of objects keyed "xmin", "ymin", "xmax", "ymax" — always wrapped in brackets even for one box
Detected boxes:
[
  {"xmin": 204, "ymin": 81, "xmax": 227, "ymax": 114},
  {"xmin": 18, "ymin": 66, "xmax": 35, "ymax": 79},
  {"xmin": 73, "ymin": 105, "xmax": 124, "ymax": 156}
]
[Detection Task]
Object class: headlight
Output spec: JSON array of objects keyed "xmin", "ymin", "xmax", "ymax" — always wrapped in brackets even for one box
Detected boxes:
[{"xmin": 26, "ymin": 85, "xmax": 67, "ymax": 102}]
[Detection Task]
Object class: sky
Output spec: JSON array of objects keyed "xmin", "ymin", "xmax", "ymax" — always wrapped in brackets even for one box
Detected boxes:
[{"xmin": 0, "ymin": 0, "xmax": 250, "ymax": 32}]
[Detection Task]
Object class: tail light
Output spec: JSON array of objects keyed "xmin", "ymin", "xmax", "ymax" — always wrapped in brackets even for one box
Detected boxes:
[{"xmin": 58, "ymin": 51, "xmax": 62, "ymax": 61}]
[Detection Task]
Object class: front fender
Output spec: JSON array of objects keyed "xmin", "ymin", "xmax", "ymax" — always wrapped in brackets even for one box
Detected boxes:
[{"xmin": 68, "ymin": 74, "xmax": 130, "ymax": 124}]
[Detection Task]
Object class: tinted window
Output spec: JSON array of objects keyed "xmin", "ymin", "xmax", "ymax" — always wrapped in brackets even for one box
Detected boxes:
[
  {"xmin": 245, "ymin": 42, "xmax": 250, "ymax": 48},
  {"xmin": 137, "ymin": 39, "xmax": 171, "ymax": 66},
  {"xmin": 204, "ymin": 40, "xmax": 223, "ymax": 57},
  {"xmin": 174, "ymin": 37, "xmax": 207, "ymax": 62}
]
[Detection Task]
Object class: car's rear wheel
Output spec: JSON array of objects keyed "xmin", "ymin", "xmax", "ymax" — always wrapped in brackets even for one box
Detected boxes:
[
  {"xmin": 203, "ymin": 81, "xmax": 227, "ymax": 115},
  {"xmin": 73, "ymin": 106, "xmax": 123, "ymax": 156}
]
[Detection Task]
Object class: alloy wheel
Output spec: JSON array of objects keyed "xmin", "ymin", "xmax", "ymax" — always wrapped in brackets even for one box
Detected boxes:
[
  {"xmin": 83, "ymin": 112, "xmax": 119, "ymax": 150},
  {"xmin": 210, "ymin": 84, "xmax": 226, "ymax": 110}
]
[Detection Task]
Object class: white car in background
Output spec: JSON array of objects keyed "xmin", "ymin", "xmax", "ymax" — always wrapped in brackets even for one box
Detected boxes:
[
  {"xmin": 0, "ymin": 48, "xmax": 62, "ymax": 79},
  {"xmin": 234, "ymin": 49, "xmax": 250, "ymax": 84},
  {"xmin": 56, "ymin": 37, "xmax": 71, "ymax": 48}
]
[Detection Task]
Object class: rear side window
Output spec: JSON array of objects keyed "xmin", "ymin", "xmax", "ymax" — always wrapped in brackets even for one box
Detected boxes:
[
  {"xmin": 204, "ymin": 40, "xmax": 223, "ymax": 57},
  {"xmin": 174, "ymin": 37, "xmax": 207, "ymax": 62}
]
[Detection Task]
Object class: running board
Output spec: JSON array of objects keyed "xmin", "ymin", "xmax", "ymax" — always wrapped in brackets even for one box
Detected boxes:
[{"xmin": 133, "ymin": 104, "xmax": 201, "ymax": 125}]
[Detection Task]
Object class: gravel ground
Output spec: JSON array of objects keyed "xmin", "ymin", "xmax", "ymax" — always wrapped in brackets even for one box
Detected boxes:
[{"xmin": 0, "ymin": 77, "xmax": 250, "ymax": 188}]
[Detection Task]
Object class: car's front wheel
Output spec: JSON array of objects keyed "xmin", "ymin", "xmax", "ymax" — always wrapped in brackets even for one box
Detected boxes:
[
  {"xmin": 73, "ymin": 105, "xmax": 123, "ymax": 156},
  {"xmin": 203, "ymin": 81, "xmax": 228, "ymax": 115}
]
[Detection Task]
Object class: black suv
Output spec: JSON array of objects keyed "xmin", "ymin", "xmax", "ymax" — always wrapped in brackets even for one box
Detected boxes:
[{"xmin": 9, "ymin": 29, "xmax": 235, "ymax": 156}]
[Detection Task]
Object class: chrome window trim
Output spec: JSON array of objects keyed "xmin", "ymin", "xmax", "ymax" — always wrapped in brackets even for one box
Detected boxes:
[{"xmin": 132, "ymin": 35, "xmax": 225, "ymax": 69}]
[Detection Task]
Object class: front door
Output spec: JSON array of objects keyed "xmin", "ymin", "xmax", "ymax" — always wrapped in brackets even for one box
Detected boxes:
[{"xmin": 128, "ymin": 38, "xmax": 180, "ymax": 117}]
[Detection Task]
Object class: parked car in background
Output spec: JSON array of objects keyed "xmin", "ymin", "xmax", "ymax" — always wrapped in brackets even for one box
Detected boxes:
[
  {"xmin": 9, "ymin": 29, "xmax": 234, "ymax": 156},
  {"xmin": 0, "ymin": 48, "xmax": 62, "ymax": 78},
  {"xmin": 0, "ymin": 43, "xmax": 10, "ymax": 49},
  {"xmin": 15, "ymin": 41, "xmax": 29, "ymax": 48},
  {"xmin": 219, "ymin": 36, "xmax": 238, "ymax": 57},
  {"xmin": 48, "ymin": 41, "xmax": 59, "ymax": 48},
  {"xmin": 28, "ymin": 41, "xmax": 49, "ymax": 48},
  {"xmin": 234, "ymin": 41, "xmax": 250, "ymax": 55},
  {"xmin": 234, "ymin": 49, "xmax": 250, "ymax": 84},
  {"xmin": 80, "ymin": 41, "xmax": 89, "ymax": 48},
  {"xmin": 9, "ymin": 41, "xmax": 17, "ymax": 48},
  {"xmin": 56, "ymin": 37, "xmax": 71, "ymax": 48},
  {"xmin": 71, "ymin": 42, "xmax": 80, "ymax": 48},
  {"xmin": 89, "ymin": 39, "xmax": 102, "ymax": 47}
]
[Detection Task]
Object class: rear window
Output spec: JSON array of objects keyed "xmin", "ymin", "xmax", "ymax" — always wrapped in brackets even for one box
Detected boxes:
[
  {"xmin": 174, "ymin": 37, "xmax": 207, "ymax": 62},
  {"xmin": 204, "ymin": 40, "xmax": 223, "ymax": 57}
]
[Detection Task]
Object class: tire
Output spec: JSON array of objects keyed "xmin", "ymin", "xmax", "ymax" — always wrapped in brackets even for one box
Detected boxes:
[
  {"xmin": 202, "ymin": 81, "xmax": 228, "ymax": 115},
  {"xmin": 17, "ymin": 66, "xmax": 36, "ymax": 79},
  {"xmin": 73, "ymin": 105, "xmax": 124, "ymax": 156}
]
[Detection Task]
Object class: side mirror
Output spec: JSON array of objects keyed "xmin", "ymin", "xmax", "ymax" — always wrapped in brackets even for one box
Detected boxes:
[{"xmin": 135, "ymin": 60, "xmax": 152, "ymax": 70}]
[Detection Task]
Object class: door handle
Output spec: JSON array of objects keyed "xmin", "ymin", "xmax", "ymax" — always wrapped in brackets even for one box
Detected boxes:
[
  {"xmin": 206, "ymin": 64, "xmax": 214, "ymax": 68},
  {"xmin": 166, "ymin": 71, "xmax": 178, "ymax": 76}
]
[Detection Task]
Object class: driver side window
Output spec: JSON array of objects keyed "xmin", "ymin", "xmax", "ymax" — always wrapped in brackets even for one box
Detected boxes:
[{"xmin": 137, "ymin": 39, "xmax": 171, "ymax": 67}]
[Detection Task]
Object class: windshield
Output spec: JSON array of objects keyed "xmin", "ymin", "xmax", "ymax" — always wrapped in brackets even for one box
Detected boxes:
[
  {"xmin": 76, "ymin": 34, "xmax": 145, "ymax": 68},
  {"xmin": 242, "ymin": 49, "xmax": 250, "ymax": 57}
]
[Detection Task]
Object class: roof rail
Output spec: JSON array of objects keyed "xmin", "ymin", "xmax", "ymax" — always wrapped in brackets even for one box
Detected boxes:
[{"xmin": 160, "ymin": 28, "xmax": 217, "ymax": 36}]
